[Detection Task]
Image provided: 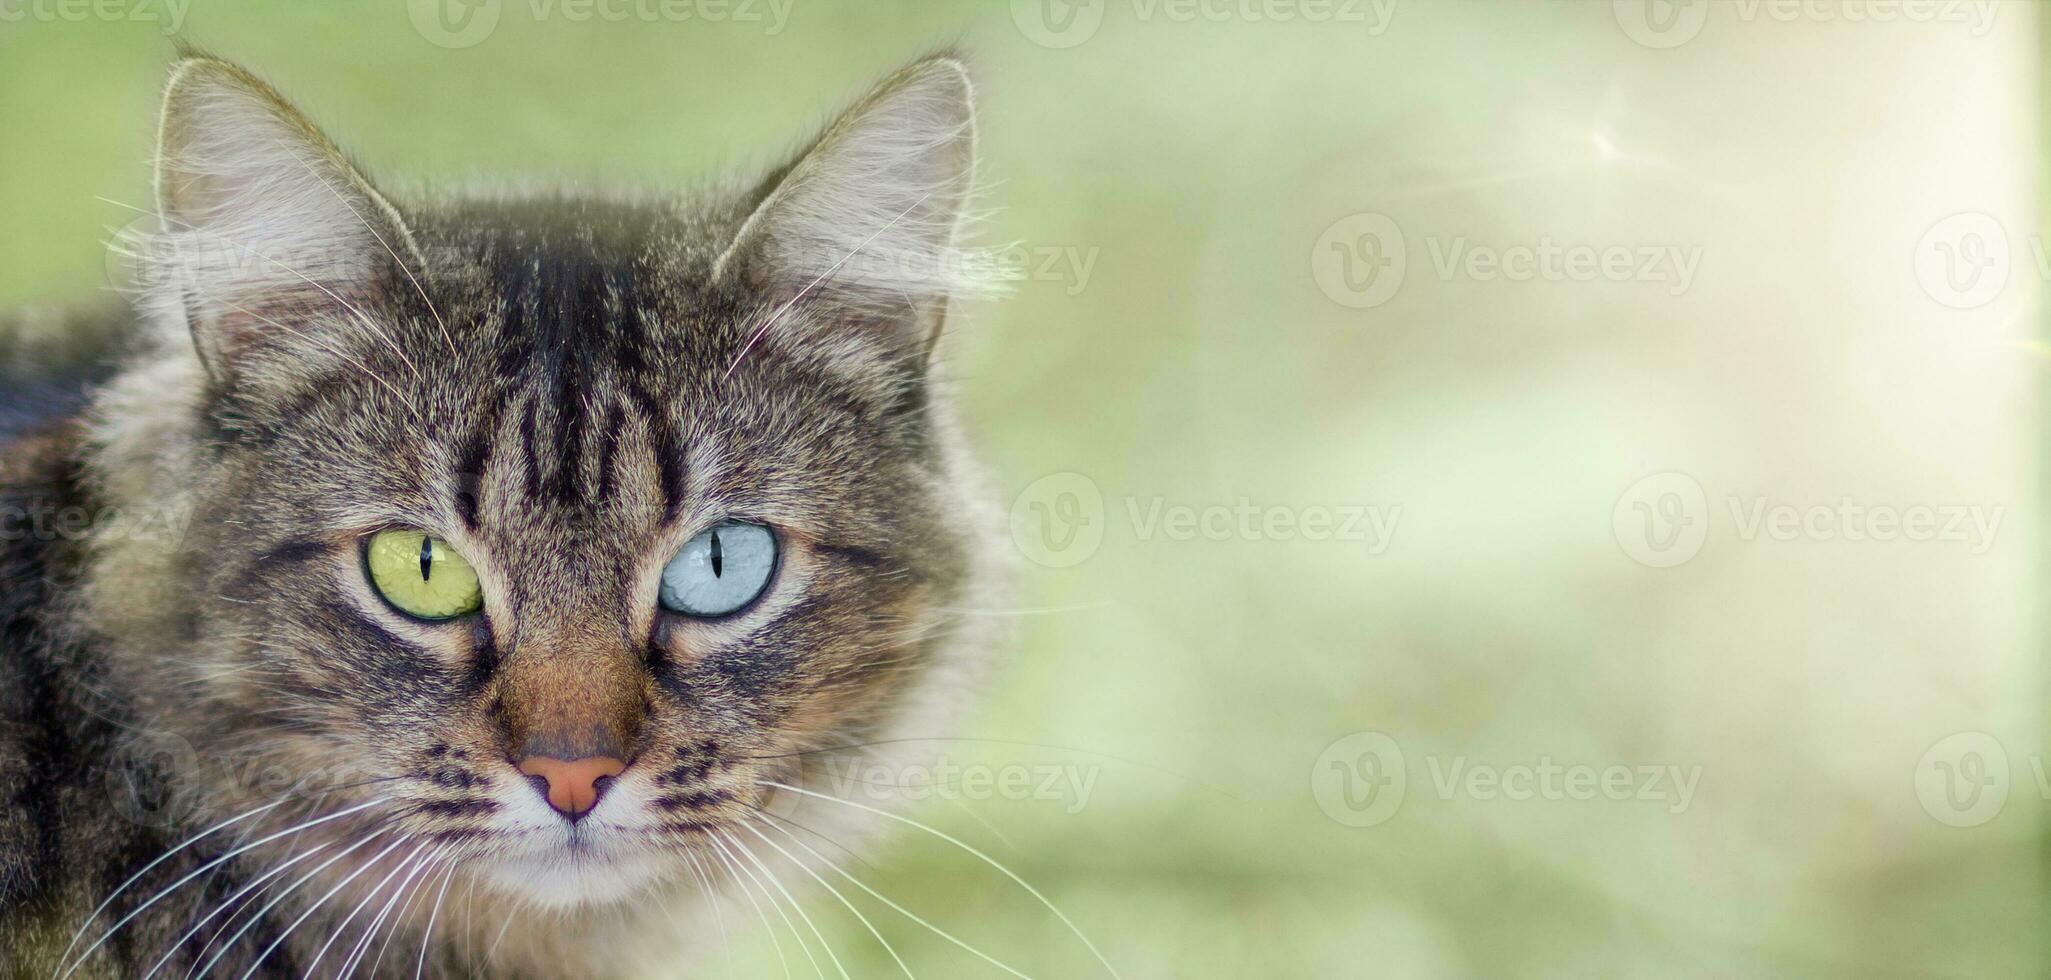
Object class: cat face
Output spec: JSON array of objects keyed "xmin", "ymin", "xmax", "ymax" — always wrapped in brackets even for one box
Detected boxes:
[{"xmin": 113, "ymin": 56, "xmax": 998, "ymax": 909}]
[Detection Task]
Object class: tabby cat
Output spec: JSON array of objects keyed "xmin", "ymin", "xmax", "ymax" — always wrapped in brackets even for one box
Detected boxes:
[{"xmin": 0, "ymin": 51, "xmax": 1008, "ymax": 977}]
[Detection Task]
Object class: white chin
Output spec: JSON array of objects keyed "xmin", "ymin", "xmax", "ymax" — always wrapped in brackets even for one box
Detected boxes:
[{"xmin": 481, "ymin": 843, "xmax": 676, "ymax": 909}]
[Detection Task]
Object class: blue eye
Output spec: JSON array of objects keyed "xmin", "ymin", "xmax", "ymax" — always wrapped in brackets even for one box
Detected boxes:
[{"xmin": 659, "ymin": 521, "xmax": 778, "ymax": 617}]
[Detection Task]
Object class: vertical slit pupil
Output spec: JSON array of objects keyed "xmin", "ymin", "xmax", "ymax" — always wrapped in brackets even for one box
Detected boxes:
[
  {"xmin": 709, "ymin": 530, "xmax": 724, "ymax": 578},
  {"xmin": 419, "ymin": 535, "xmax": 434, "ymax": 582}
]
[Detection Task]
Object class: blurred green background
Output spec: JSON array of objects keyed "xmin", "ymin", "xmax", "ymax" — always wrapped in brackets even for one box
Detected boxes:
[{"xmin": 4, "ymin": 1, "xmax": 2049, "ymax": 976}]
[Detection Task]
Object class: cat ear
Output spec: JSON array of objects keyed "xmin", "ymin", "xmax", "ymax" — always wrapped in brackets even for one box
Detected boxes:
[
  {"xmin": 143, "ymin": 57, "xmax": 418, "ymax": 382},
  {"xmin": 714, "ymin": 54, "xmax": 992, "ymax": 364}
]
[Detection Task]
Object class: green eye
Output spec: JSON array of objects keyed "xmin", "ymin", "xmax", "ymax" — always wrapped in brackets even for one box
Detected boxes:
[{"xmin": 365, "ymin": 529, "xmax": 483, "ymax": 621}]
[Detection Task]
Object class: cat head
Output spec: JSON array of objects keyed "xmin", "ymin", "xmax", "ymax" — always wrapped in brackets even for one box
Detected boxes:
[{"xmin": 95, "ymin": 54, "xmax": 1006, "ymax": 910}]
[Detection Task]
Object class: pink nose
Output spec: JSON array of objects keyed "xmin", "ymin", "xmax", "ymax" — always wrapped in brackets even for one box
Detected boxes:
[{"xmin": 516, "ymin": 755, "xmax": 626, "ymax": 818}]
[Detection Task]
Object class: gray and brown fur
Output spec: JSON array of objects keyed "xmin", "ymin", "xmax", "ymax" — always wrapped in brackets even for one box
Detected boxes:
[{"xmin": 0, "ymin": 52, "xmax": 1009, "ymax": 978}]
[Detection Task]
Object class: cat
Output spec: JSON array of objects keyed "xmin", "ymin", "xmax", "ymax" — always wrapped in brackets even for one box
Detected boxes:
[{"xmin": 0, "ymin": 50, "xmax": 1010, "ymax": 978}]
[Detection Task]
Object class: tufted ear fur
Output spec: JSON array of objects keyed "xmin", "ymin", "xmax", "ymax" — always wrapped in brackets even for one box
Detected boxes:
[
  {"xmin": 714, "ymin": 54, "xmax": 996, "ymax": 366},
  {"xmin": 138, "ymin": 56, "xmax": 426, "ymax": 387}
]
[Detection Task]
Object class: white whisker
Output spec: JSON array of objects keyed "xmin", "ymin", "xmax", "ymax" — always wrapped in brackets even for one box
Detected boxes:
[
  {"xmin": 740, "ymin": 819, "xmax": 914, "ymax": 979},
  {"xmin": 930, "ymin": 601, "xmax": 1117, "ymax": 617},
  {"xmin": 54, "ymin": 798, "xmax": 284, "ymax": 978},
  {"xmin": 484, "ymin": 901, "xmax": 517, "ymax": 963},
  {"xmin": 306, "ymin": 838, "xmax": 427, "ymax": 976},
  {"xmin": 724, "ymin": 827, "xmax": 850, "ymax": 980},
  {"xmin": 682, "ymin": 847, "xmax": 731, "ymax": 959},
  {"xmin": 755, "ymin": 814, "xmax": 1032, "ymax": 979},
  {"xmin": 182, "ymin": 829, "xmax": 326, "ymax": 980},
  {"xmin": 96, "ymin": 195, "xmax": 422, "ymax": 379},
  {"xmin": 276, "ymin": 139, "xmax": 456, "ymax": 355},
  {"xmin": 60, "ymin": 797, "xmax": 386, "ymax": 980},
  {"xmin": 706, "ymin": 837, "xmax": 793, "ymax": 980},
  {"xmin": 214, "ymin": 294, "xmax": 410, "ymax": 403},
  {"xmin": 713, "ymin": 830, "xmax": 828, "ymax": 980},
  {"xmin": 941, "ymin": 796, "xmax": 1018, "ymax": 853},
  {"xmin": 362, "ymin": 847, "xmax": 449, "ymax": 979},
  {"xmin": 138, "ymin": 840, "xmax": 335, "ymax": 980},
  {"xmin": 414, "ymin": 856, "xmax": 460, "ymax": 980},
  {"xmin": 191, "ymin": 826, "xmax": 394, "ymax": 979},
  {"xmin": 237, "ymin": 833, "xmax": 411, "ymax": 980},
  {"xmin": 723, "ymin": 191, "xmax": 934, "ymax": 379},
  {"xmin": 763, "ymin": 781, "xmax": 1121, "ymax": 979}
]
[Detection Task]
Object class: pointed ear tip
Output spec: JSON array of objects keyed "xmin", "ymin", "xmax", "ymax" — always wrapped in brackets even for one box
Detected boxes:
[
  {"xmin": 914, "ymin": 52, "xmax": 973, "ymax": 80},
  {"xmin": 163, "ymin": 54, "xmax": 254, "ymax": 96},
  {"xmin": 897, "ymin": 54, "xmax": 977, "ymax": 106},
  {"xmin": 159, "ymin": 56, "xmax": 286, "ymax": 130}
]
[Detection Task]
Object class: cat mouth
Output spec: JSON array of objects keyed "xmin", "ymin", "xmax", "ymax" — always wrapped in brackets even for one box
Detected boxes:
[
  {"xmin": 478, "ymin": 830, "xmax": 682, "ymax": 908},
  {"xmin": 454, "ymin": 775, "xmax": 719, "ymax": 909}
]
